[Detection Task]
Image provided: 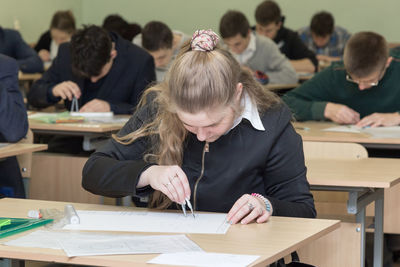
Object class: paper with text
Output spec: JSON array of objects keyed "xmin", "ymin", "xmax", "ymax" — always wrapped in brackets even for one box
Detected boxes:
[
  {"xmin": 4, "ymin": 230, "xmax": 203, "ymax": 257},
  {"xmin": 323, "ymin": 125, "xmax": 400, "ymax": 138},
  {"xmin": 148, "ymin": 251, "xmax": 260, "ymax": 267},
  {"xmin": 63, "ymin": 211, "xmax": 230, "ymax": 234}
]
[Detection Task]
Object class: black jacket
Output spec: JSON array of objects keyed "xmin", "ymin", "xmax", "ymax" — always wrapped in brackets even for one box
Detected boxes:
[
  {"xmin": 274, "ymin": 26, "xmax": 318, "ymax": 70},
  {"xmin": 0, "ymin": 27, "xmax": 43, "ymax": 73},
  {"xmin": 0, "ymin": 54, "xmax": 28, "ymax": 198},
  {"xmin": 82, "ymin": 99, "xmax": 315, "ymax": 218},
  {"xmin": 34, "ymin": 30, "xmax": 51, "ymax": 52},
  {"xmin": 27, "ymin": 32, "xmax": 155, "ymax": 114}
]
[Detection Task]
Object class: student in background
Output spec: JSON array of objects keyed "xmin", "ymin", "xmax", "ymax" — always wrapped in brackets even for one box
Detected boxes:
[
  {"xmin": 82, "ymin": 30, "xmax": 315, "ymax": 222},
  {"xmin": 28, "ymin": 25, "xmax": 155, "ymax": 114},
  {"xmin": 254, "ymin": 0, "xmax": 317, "ymax": 73},
  {"xmin": 283, "ymin": 32, "xmax": 400, "ymax": 127},
  {"xmin": 34, "ymin": 10, "xmax": 76, "ymax": 64},
  {"xmin": 133, "ymin": 21, "xmax": 190, "ymax": 82},
  {"xmin": 219, "ymin": 10, "xmax": 297, "ymax": 85},
  {"xmin": 102, "ymin": 14, "xmax": 141, "ymax": 41},
  {"xmin": 0, "ymin": 27, "xmax": 43, "ymax": 73},
  {"xmin": 298, "ymin": 11, "xmax": 351, "ymax": 63},
  {"xmin": 0, "ymin": 54, "xmax": 28, "ymax": 198}
]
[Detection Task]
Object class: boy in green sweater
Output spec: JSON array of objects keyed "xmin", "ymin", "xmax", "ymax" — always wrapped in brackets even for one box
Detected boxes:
[{"xmin": 283, "ymin": 31, "xmax": 400, "ymax": 127}]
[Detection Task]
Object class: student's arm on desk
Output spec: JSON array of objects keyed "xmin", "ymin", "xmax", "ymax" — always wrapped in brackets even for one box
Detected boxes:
[
  {"xmin": 356, "ymin": 112, "xmax": 400, "ymax": 127},
  {"xmin": 11, "ymin": 30, "xmax": 43, "ymax": 74},
  {"xmin": 263, "ymin": 40, "xmax": 298, "ymax": 84},
  {"xmin": 262, "ymin": 106, "xmax": 316, "ymax": 218},
  {"xmin": 82, "ymin": 104, "xmax": 155, "ymax": 198},
  {"xmin": 288, "ymin": 34, "xmax": 318, "ymax": 73},
  {"xmin": 282, "ymin": 71, "xmax": 332, "ymax": 121},
  {"xmin": 290, "ymin": 58, "xmax": 316, "ymax": 73},
  {"xmin": 27, "ymin": 52, "xmax": 67, "ymax": 108},
  {"xmin": 0, "ymin": 58, "xmax": 28, "ymax": 142}
]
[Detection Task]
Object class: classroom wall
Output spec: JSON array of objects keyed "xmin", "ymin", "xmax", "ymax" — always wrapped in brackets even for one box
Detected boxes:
[
  {"xmin": 2, "ymin": 0, "xmax": 400, "ymax": 43},
  {"xmin": 0, "ymin": 0, "xmax": 82, "ymax": 43},
  {"xmin": 81, "ymin": 0, "xmax": 400, "ymax": 42}
]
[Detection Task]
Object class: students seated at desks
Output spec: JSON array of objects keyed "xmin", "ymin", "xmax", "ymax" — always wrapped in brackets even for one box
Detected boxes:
[
  {"xmin": 283, "ymin": 32, "xmax": 400, "ymax": 127},
  {"xmin": 219, "ymin": 10, "xmax": 297, "ymax": 85},
  {"xmin": 82, "ymin": 30, "xmax": 315, "ymax": 222},
  {"xmin": 0, "ymin": 27, "xmax": 43, "ymax": 73},
  {"xmin": 133, "ymin": 21, "xmax": 190, "ymax": 82},
  {"xmin": 27, "ymin": 25, "xmax": 156, "ymax": 114},
  {"xmin": 254, "ymin": 0, "xmax": 318, "ymax": 73},
  {"xmin": 298, "ymin": 11, "xmax": 351, "ymax": 64},
  {"xmin": 0, "ymin": 55, "xmax": 28, "ymax": 198},
  {"xmin": 34, "ymin": 10, "xmax": 76, "ymax": 66},
  {"xmin": 102, "ymin": 14, "xmax": 141, "ymax": 42}
]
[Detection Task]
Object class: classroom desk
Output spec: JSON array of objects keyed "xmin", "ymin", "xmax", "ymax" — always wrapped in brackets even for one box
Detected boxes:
[
  {"xmin": 0, "ymin": 198, "xmax": 339, "ymax": 267},
  {"xmin": 294, "ymin": 121, "xmax": 400, "ymax": 149},
  {"xmin": 0, "ymin": 144, "xmax": 47, "ymax": 159},
  {"xmin": 306, "ymin": 157, "xmax": 400, "ymax": 267},
  {"xmin": 28, "ymin": 115, "xmax": 130, "ymax": 204}
]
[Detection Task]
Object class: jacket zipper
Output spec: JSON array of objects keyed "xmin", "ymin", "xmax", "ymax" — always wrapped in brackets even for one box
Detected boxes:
[{"xmin": 193, "ymin": 142, "xmax": 209, "ymax": 211}]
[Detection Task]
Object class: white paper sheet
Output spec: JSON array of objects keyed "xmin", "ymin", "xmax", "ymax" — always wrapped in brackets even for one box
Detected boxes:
[
  {"xmin": 4, "ymin": 230, "xmax": 203, "ymax": 257},
  {"xmin": 323, "ymin": 125, "xmax": 400, "ymax": 138},
  {"xmin": 70, "ymin": 112, "xmax": 114, "ymax": 118},
  {"xmin": 63, "ymin": 211, "xmax": 230, "ymax": 234},
  {"xmin": 148, "ymin": 251, "xmax": 260, "ymax": 267},
  {"xmin": 322, "ymin": 125, "xmax": 362, "ymax": 133}
]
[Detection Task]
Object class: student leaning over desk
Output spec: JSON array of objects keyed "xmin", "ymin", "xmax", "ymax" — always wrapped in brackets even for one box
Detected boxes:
[
  {"xmin": 0, "ymin": 54, "xmax": 28, "ymax": 198},
  {"xmin": 283, "ymin": 31, "xmax": 400, "ymax": 128},
  {"xmin": 82, "ymin": 30, "xmax": 315, "ymax": 224}
]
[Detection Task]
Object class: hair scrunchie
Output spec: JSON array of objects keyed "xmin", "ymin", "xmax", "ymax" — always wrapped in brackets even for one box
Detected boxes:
[{"xmin": 190, "ymin": 29, "xmax": 220, "ymax": 52}]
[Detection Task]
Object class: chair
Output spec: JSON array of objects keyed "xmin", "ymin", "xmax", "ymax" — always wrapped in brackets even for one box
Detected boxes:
[{"xmin": 16, "ymin": 129, "xmax": 34, "ymax": 197}]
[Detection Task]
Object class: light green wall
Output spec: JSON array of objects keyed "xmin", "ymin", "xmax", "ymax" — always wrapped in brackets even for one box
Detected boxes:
[
  {"xmin": 81, "ymin": 0, "xmax": 400, "ymax": 42},
  {"xmin": 2, "ymin": 0, "xmax": 400, "ymax": 43},
  {"xmin": 0, "ymin": 0, "xmax": 82, "ymax": 43}
]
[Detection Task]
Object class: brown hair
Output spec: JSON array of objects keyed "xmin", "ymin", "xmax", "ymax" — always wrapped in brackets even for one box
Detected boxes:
[
  {"xmin": 310, "ymin": 11, "xmax": 334, "ymax": 37},
  {"xmin": 114, "ymin": 39, "xmax": 280, "ymax": 209},
  {"xmin": 255, "ymin": 0, "xmax": 282, "ymax": 26},
  {"xmin": 50, "ymin": 10, "xmax": 75, "ymax": 34},
  {"xmin": 219, "ymin": 10, "xmax": 250, "ymax": 39},
  {"xmin": 344, "ymin": 32, "xmax": 388, "ymax": 77},
  {"xmin": 142, "ymin": 21, "xmax": 173, "ymax": 51}
]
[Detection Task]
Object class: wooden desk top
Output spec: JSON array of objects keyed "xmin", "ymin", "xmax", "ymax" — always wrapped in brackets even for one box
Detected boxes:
[
  {"xmin": 0, "ymin": 144, "xmax": 48, "ymax": 159},
  {"xmin": 18, "ymin": 72, "xmax": 42, "ymax": 81},
  {"xmin": 294, "ymin": 121, "xmax": 400, "ymax": 146},
  {"xmin": 29, "ymin": 115, "xmax": 130, "ymax": 134},
  {"xmin": 306, "ymin": 157, "xmax": 400, "ymax": 188},
  {"xmin": 0, "ymin": 198, "xmax": 339, "ymax": 267}
]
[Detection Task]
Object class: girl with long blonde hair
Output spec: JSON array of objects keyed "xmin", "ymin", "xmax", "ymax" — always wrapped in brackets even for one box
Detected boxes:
[{"xmin": 83, "ymin": 29, "xmax": 315, "ymax": 224}]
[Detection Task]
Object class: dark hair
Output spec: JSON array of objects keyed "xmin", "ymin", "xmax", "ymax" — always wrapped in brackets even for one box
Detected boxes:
[
  {"xmin": 344, "ymin": 32, "xmax": 389, "ymax": 77},
  {"xmin": 50, "ymin": 10, "xmax": 76, "ymax": 34},
  {"xmin": 310, "ymin": 11, "xmax": 334, "ymax": 36},
  {"xmin": 102, "ymin": 14, "xmax": 136, "ymax": 41},
  {"xmin": 70, "ymin": 25, "xmax": 112, "ymax": 78},
  {"xmin": 125, "ymin": 23, "xmax": 142, "ymax": 41},
  {"xmin": 255, "ymin": 0, "xmax": 281, "ymax": 26},
  {"xmin": 142, "ymin": 21, "xmax": 173, "ymax": 51},
  {"xmin": 219, "ymin": 10, "xmax": 250, "ymax": 39}
]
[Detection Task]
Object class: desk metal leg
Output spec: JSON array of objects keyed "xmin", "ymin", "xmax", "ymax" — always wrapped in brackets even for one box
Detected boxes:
[
  {"xmin": 374, "ymin": 189, "xmax": 384, "ymax": 267},
  {"xmin": 356, "ymin": 208, "xmax": 366, "ymax": 267}
]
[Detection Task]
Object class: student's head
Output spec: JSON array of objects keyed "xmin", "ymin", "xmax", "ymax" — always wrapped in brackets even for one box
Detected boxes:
[
  {"xmin": 141, "ymin": 21, "xmax": 174, "ymax": 68},
  {"xmin": 70, "ymin": 25, "xmax": 117, "ymax": 83},
  {"xmin": 310, "ymin": 11, "xmax": 334, "ymax": 48},
  {"xmin": 50, "ymin": 10, "xmax": 76, "ymax": 45},
  {"xmin": 115, "ymin": 29, "xmax": 279, "ymax": 208},
  {"xmin": 219, "ymin": 10, "xmax": 251, "ymax": 55},
  {"xmin": 255, "ymin": 0, "xmax": 282, "ymax": 40},
  {"xmin": 344, "ymin": 32, "xmax": 390, "ymax": 91},
  {"xmin": 102, "ymin": 14, "xmax": 133, "ymax": 41}
]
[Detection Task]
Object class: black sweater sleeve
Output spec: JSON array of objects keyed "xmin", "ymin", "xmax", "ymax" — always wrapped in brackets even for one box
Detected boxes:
[
  {"xmin": 263, "ymin": 105, "xmax": 316, "ymax": 218},
  {"xmin": 34, "ymin": 31, "xmax": 51, "ymax": 52},
  {"xmin": 82, "ymin": 102, "xmax": 156, "ymax": 197}
]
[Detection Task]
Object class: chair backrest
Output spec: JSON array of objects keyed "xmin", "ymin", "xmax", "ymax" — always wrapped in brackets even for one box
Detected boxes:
[
  {"xmin": 303, "ymin": 141, "xmax": 368, "ymax": 159},
  {"xmin": 16, "ymin": 129, "xmax": 33, "ymax": 178}
]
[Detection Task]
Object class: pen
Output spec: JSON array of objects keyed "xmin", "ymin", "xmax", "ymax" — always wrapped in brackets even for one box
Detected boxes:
[{"xmin": 181, "ymin": 203, "xmax": 187, "ymax": 217}]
